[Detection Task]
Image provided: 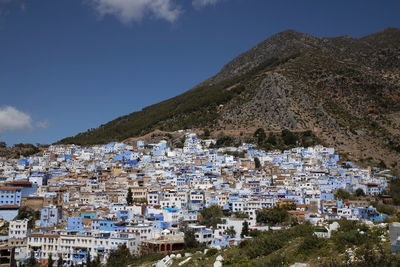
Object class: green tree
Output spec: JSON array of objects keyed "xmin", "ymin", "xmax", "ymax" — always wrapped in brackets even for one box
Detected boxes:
[
  {"xmin": 27, "ymin": 251, "xmax": 36, "ymax": 267},
  {"xmin": 254, "ymin": 157, "xmax": 261, "ymax": 169},
  {"xmin": 256, "ymin": 206, "xmax": 289, "ymax": 226},
  {"xmin": 57, "ymin": 254, "xmax": 63, "ymax": 267},
  {"xmin": 126, "ymin": 188, "xmax": 133, "ymax": 205},
  {"xmin": 281, "ymin": 129, "xmax": 297, "ymax": 146},
  {"xmin": 184, "ymin": 229, "xmax": 199, "ymax": 248},
  {"xmin": 224, "ymin": 226, "xmax": 236, "ymax": 238},
  {"xmin": 266, "ymin": 133, "xmax": 277, "ymax": 146},
  {"xmin": 92, "ymin": 255, "xmax": 101, "ymax": 267},
  {"xmin": 335, "ymin": 189, "xmax": 352, "ymax": 200},
  {"xmin": 241, "ymin": 221, "xmax": 249, "ymax": 238},
  {"xmin": 373, "ymin": 202, "xmax": 396, "ymax": 215},
  {"xmin": 378, "ymin": 160, "xmax": 387, "ymax": 169},
  {"xmin": 86, "ymin": 251, "xmax": 91, "ymax": 267},
  {"xmin": 106, "ymin": 244, "xmax": 133, "ymax": 267},
  {"xmin": 234, "ymin": 211, "xmax": 249, "ymax": 219},
  {"xmin": 215, "ymin": 134, "xmax": 234, "ymax": 147},
  {"xmin": 249, "ymin": 229, "xmax": 262, "ymax": 237},
  {"xmin": 284, "ymin": 202, "xmax": 297, "ymax": 211},
  {"xmin": 14, "ymin": 206, "xmax": 40, "ymax": 229},
  {"xmin": 203, "ymin": 129, "xmax": 210, "ymax": 138},
  {"xmin": 205, "ymin": 248, "xmax": 218, "ymax": 257},
  {"xmin": 298, "ymin": 234, "xmax": 325, "ymax": 253},
  {"xmin": 355, "ymin": 188, "xmax": 365, "ymax": 197},
  {"xmin": 47, "ymin": 253, "xmax": 53, "ymax": 267},
  {"xmin": 200, "ymin": 205, "xmax": 223, "ymax": 227},
  {"xmin": 254, "ymin": 128, "xmax": 266, "ymax": 146}
]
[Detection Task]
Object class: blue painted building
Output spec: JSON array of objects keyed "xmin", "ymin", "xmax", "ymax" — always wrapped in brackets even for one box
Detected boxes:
[
  {"xmin": 321, "ymin": 192, "xmax": 334, "ymax": 200},
  {"xmin": 40, "ymin": 206, "xmax": 62, "ymax": 227},
  {"xmin": 91, "ymin": 219, "xmax": 126, "ymax": 232},
  {"xmin": 91, "ymin": 219, "xmax": 114, "ymax": 231},
  {"xmin": 29, "ymin": 173, "xmax": 51, "ymax": 186},
  {"xmin": 67, "ymin": 217, "xmax": 83, "ymax": 231},
  {"xmin": 137, "ymin": 140, "xmax": 145, "ymax": 150},
  {"xmin": 358, "ymin": 207, "xmax": 388, "ymax": 222},
  {"xmin": 72, "ymin": 250, "xmax": 88, "ymax": 264},
  {"xmin": 0, "ymin": 187, "xmax": 22, "ymax": 207},
  {"xmin": 117, "ymin": 210, "xmax": 130, "ymax": 221},
  {"xmin": 5, "ymin": 181, "xmax": 38, "ymax": 197},
  {"xmin": 81, "ymin": 213, "xmax": 97, "ymax": 220}
]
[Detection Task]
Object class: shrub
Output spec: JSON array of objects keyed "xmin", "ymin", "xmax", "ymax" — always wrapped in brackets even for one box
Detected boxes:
[
  {"xmin": 205, "ymin": 248, "xmax": 218, "ymax": 257},
  {"xmin": 256, "ymin": 206, "xmax": 289, "ymax": 226},
  {"xmin": 355, "ymin": 188, "xmax": 365, "ymax": 197},
  {"xmin": 200, "ymin": 205, "xmax": 224, "ymax": 227},
  {"xmin": 298, "ymin": 234, "xmax": 326, "ymax": 253},
  {"xmin": 334, "ymin": 189, "xmax": 352, "ymax": 200},
  {"xmin": 184, "ymin": 230, "xmax": 199, "ymax": 248}
]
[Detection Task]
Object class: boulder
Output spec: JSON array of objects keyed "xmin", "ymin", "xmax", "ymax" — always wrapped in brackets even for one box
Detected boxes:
[{"xmin": 216, "ymin": 255, "xmax": 224, "ymax": 261}]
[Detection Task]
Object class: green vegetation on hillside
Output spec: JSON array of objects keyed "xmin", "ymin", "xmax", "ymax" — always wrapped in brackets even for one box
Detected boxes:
[
  {"xmin": 106, "ymin": 244, "xmax": 163, "ymax": 267},
  {"xmin": 252, "ymin": 128, "xmax": 320, "ymax": 151},
  {"xmin": 0, "ymin": 221, "xmax": 9, "ymax": 236},
  {"xmin": 224, "ymin": 151, "xmax": 246, "ymax": 158},
  {"xmin": 0, "ymin": 143, "xmax": 42, "ymax": 158},
  {"xmin": 184, "ymin": 229, "xmax": 199, "ymax": 249},
  {"xmin": 57, "ymin": 55, "xmax": 301, "ymax": 146},
  {"xmin": 177, "ymin": 221, "xmax": 397, "ymax": 267},
  {"xmin": 200, "ymin": 205, "xmax": 224, "ymax": 228},
  {"xmin": 15, "ymin": 206, "xmax": 40, "ymax": 229},
  {"xmin": 209, "ymin": 133, "xmax": 235, "ymax": 148},
  {"xmin": 59, "ymin": 78, "xmax": 248, "ymax": 145},
  {"xmin": 390, "ymin": 178, "xmax": 400, "ymax": 206},
  {"xmin": 334, "ymin": 189, "xmax": 355, "ymax": 200},
  {"xmin": 256, "ymin": 205, "xmax": 296, "ymax": 226}
]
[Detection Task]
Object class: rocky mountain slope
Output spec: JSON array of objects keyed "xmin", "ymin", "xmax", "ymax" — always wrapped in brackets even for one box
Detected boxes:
[{"xmin": 59, "ymin": 28, "xmax": 400, "ymax": 173}]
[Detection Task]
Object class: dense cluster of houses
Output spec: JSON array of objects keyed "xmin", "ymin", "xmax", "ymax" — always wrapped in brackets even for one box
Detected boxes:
[{"xmin": 0, "ymin": 132, "xmax": 390, "ymax": 265}]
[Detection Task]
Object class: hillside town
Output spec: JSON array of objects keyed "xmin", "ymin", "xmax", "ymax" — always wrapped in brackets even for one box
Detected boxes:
[{"xmin": 0, "ymin": 132, "xmax": 393, "ymax": 266}]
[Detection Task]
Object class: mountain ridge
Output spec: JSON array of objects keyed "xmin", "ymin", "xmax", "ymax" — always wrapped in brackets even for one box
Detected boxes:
[{"xmin": 58, "ymin": 27, "xmax": 400, "ymax": 173}]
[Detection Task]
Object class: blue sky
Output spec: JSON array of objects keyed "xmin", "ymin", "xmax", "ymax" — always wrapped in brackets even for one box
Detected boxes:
[{"xmin": 0, "ymin": 0, "xmax": 399, "ymax": 145}]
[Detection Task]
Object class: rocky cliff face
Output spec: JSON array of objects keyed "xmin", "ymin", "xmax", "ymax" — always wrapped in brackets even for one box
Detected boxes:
[
  {"xmin": 208, "ymin": 28, "xmax": 400, "ymax": 172},
  {"xmin": 60, "ymin": 28, "xmax": 400, "ymax": 173}
]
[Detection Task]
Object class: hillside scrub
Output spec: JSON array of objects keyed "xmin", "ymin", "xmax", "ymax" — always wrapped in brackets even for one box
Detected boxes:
[
  {"xmin": 252, "ymin": 128, "xmax": 320, "ymax": 151},
  {"xmin": 216, "ymin": 220, "xmax": 397, "ymax": 266}
]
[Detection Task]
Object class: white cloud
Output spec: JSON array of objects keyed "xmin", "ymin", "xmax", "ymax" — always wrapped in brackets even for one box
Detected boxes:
[
  {"xmin": 192, "ymin": 0, "xmax": 223, "ymax": 9},
  {"xmin": 0, "ymin": 106, "xmax": 32, "ymax": 133},
  {"xmin": 86, "ymin": 0, "xmax": 182, "ymax": 24},
  {"xmin": 36, "ymin": 119, "xmax": 49, "ymax": 129}
]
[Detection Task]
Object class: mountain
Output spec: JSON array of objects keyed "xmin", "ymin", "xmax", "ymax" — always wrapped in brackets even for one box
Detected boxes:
[{"xmin": 58, "ymin": 28, "xmax": 400, "ymax": 173}]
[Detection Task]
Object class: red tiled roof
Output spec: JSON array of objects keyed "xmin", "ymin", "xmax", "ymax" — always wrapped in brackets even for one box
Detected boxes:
[
  {"xmin": 0, "ymin": 205, "xmax": 19, "ymax": 209},
  {"xmin": 29, "ymin": 233, "xmax": 60, "ymax": 238},
  {"xmin": 288, "ymin": 210, "xmax": 309, "ymax": 215},
  {"xmin": 6, "ymin": 181, "xmax": 32, "ymax": 186},
  {"xmin": 0, "ymin": 187, "xmax": 22, "ymax": 191}
]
